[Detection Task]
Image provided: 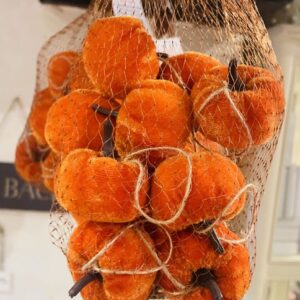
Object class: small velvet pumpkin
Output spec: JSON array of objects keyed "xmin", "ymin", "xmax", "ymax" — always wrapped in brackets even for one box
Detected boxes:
[
  {"xmin": 45, "ymin": 90, "xmax": 118, "ymax": 155},
  {"xmin": 151, "ymin": 151, "xmax": 246, "ymax": 231},
  {"xmin": 68, "ymin": 221, "xmax": 157, "ymax": 300},
  {"xmin": 54, "ymin": 149, "xmax": 149, "ymax": 223},
  {"xmin": 83, "ymin": 16, "xmax": 159, "ymax": 98},
  {"xmin": 115, "ymin": 80, "xmax": 192, "ymax": 165},
  {"xmin": 158, "ymin": 224, "xmax": 250, "ymax": 300},
  {"xmin": 15, "ymin": 134, "xmax": 46, "ymax": 183},
  {"xmin": 191, "ymin": 60, "xmax": 285, "ymax": 149}
]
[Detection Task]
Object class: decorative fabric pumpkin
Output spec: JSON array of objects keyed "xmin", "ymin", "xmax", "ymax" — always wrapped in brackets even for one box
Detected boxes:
[
  {"xmin": 159, "ymin": 52, "xmax": 221, "ymax": 91},
  {"xmin": 29, "ymin": 88, "xmax": 55, "ymax": 146},
  {"xmin": 45, "ymin": 90, "xmax": 118, "ymax": 155},
  {"xmin": 115, "ymin": 80, "xmax": 191, "ymax": 165},
  {"xmin": 54, "ymin": 149, "xmax": 149, "ymax": 223},
  {"xmin": 83, "ymin": 16, "xmax": 159, "ymax": 98},
  {"xmin": 68, "ymin": 221, "xmax": 157, "ymax": 300},
  {"xmin": 15, "ymin": 134, "xmax": 46, "ymax": 183},
  {"xmin": 151, "ymin": 151, "xmax": 246, "ymax": 231},
  {"xmin": 47, "ymin": 51, "xmax": 79, "ymax": 98},
  {"xmin": 191, "ymin": 60, "xmax": 285, "ymax": 149},
  {"xmin": 158, "ymin": 224, "xmax": 250, "ymax": 300}
]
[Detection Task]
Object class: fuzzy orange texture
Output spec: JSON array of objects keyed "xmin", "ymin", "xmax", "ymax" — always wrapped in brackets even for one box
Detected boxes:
[
  {"xmin": 115, "ymin": 80, "xmax": 192, "ymax": 165},
  {"xmin": 41, "ymin": 151, "xmax": 60, "ymax": 192},
  {"xmin": 15, "ymin": 134, "xmax": 44, "ymax": 183},
  {"xmin": 168, "ymin": 288, "xmax": 213, "ymax": 300},
  {"xmin": 83, "ymin": 16, "xmax": 159, "ymax": 98},
  {"xmin": 68, "ymin": 221, "xmax": 157, "ymax": 300},
  {"xmin": 158, "ymin": 224, "xmax": 250, "ymax": 300},
  {"xmin": 68, "ymin": 56, "xmax": 94, "ymax": 92},
  {"xmin": 54, "ymin": 149, "xmax": 149, "ymax": 223},
  {"xmin": 45, "ymin": 90, "xmax": 118, "ymax": 155},
  {"xmin": 184, "ymin": 131, "xmax": 225, "ymax": 155},
  {"xmin": 151, "ymin": 151, "xmax": 246, "ymax": 231},
  {"xmin": 159, "ymin": 52, "xmax": 221, "ymax": 91},
  {"xmin": 191, "ymin": 64, "xmax": 285, "ymax": 149},
  {"xmin": 29, "ymin": 88, "xmax": 55, "ymax": 145},
  {"xmin": 47, "ymin": 51, "xmax": 79, "ymax": 98}
]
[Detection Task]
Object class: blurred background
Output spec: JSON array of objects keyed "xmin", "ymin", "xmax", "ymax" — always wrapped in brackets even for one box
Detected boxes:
[{"xmin": 0, "ymin": 0, "xmax": 300, "ymax": 299}]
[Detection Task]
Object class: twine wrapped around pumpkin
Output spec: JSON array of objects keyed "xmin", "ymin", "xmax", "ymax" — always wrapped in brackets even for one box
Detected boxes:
[{"xmin": 15, "ymin": 0, "xmax": 285, "ymax": 299}]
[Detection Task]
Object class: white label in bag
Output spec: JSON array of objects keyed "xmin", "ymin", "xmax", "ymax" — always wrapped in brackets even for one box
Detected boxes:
[{"xmin": 112, "ymin": 0, "xmax": 183, "ymax": 55}]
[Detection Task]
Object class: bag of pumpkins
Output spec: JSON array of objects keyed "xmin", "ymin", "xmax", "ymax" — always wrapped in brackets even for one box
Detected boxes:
[{"xmin": 15, "ymin": 0, "xmax": 285, "ymax": 299}]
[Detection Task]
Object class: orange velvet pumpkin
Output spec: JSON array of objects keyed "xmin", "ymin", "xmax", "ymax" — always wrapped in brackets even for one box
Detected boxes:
[
  {"xmin": 15, "ymin": 134, "xmax": 46, "ymax": 183},
  {"xmin": 83, "ymin": 16, "xmax": 159, "ymax": 98},
  {"xmin": 45, "ymin": 90, "xmax": 119, "ymax": 155},
  {"xmin": 29, "ymin": 88, "xmax": 55, "ymax": 145},
  {"xmin": 68, "ymin": 221, "xmax": 157, "ymax": 300},
  {"xmin": 159, "ymin": 52, "xmax": 221, "ymax": 91},
  {"xmin": 47, "ymin": 51, "xmax": 79, "ymax": 98},
  {"xmin": 54, "ymin": 149, "xmax": 149, "ymax": 223},
  {"xmin": 151, "ymin": 151, "xmax": 246, "ymax": 231},
  {"xmin": 158, "ymin": 224, "xmax": 250, "ymax": 300},
  {"xmin": 191, "ymin": 60, "xmax": 285, "ymax": 149},
  {"xmin": 115, "ymin": 80, "xmax": 192, "ymax": 165}
]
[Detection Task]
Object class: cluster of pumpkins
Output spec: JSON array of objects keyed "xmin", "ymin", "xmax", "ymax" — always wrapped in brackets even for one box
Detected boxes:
[{"xmin": 15, "ymin": 16, "xmax": 285, "ymax": 300}]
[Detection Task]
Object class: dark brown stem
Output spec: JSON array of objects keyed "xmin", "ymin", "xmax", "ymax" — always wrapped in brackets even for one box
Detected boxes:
[
  {"xmin": 228, "ymin": 59, "xmax": 246, "ymax": 92},
  {"xmin": 193, "ymin": 269, "xmax": 223, "ymax": 300},
  {"xmin": 196, "ymin": 221, "xmax": 225, "ymax": 255},
  {"xmin": 91, "ymin": 104, "xmax": 117, "ymax": 158},
  {"xmin": 157, "ymin": 52, "xmax": 169, "ymax": 60},
  {"xmin": 68, "ymin": 272, "xmax": 102, "ymax": 298},
  {"xmin": 208, "ymin": 227, "xmax": 225, "ymax": 255},
  {"xmin": 92, "ymin": 104, "xmax": 118, "ymax": 118},
  {"xmin": 102, "ymin": 118, "xmax": 114, "ymax": 158},
  {"xmin": 31, "ymin": 148, "xmax": 50, "ymax": 163}
]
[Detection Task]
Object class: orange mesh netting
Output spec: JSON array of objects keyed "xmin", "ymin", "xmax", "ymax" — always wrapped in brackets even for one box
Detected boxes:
[{"xmin": 15, "ymin": 0, "xmax": 285, "ymax": 299}]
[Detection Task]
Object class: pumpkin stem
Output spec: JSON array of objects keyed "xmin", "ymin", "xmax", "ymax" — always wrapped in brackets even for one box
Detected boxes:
[
  {"xmin": 69, "ymin": 272, "xmax": 102, "ymax": 298},
  {"xmin": 91, "ymin": 104, "xmax": 116, "ymax": 158},
  {"xmin": 157, "ymin": 52, "xmax": 169, "ymax": 60},
  {"xmin": 31, "ymin": 148, "xmax": 50, "ymax": 163},
  {"xmin": 228, "ymin": 59, "xmax": 246, "ymax": 92},
  {"xmin": 196, "ymin": 221, "xmax": 225, "ymax": 255},
  {"xmin": 193, "ymin": 269, "xmax": 223, "ymax": 300},
  {"xmin": 102, "ymin": 118, "xmax": 115, "ymax": 158},
  {"xmin": 208, "ymin": 227, "xmax": 225, "ymax": 255},
  {"xmin": 92, "ymin": 104, "xmax": 119, "ymax": 118}
]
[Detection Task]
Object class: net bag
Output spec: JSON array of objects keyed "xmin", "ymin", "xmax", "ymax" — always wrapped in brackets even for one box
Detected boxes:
[{"xmin": 15, "ymin": 0, "xmax": 285, "ymax": 299}]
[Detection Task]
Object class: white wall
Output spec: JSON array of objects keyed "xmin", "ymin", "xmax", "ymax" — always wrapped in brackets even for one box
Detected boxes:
[{"xmin": 0, "ymin": 1, "xmax": 84, "ymax": 299}]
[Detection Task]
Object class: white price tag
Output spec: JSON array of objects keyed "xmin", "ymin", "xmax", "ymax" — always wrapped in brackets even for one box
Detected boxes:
[
  {"xmin": 155, "ymin": 37, "xmax": 183, "ymax": 56},
  {"xmin": 112, "ymin": 0, "xmax": 145, "ymax": 17},
  {"xmin": 112, "ymin": 0, "xmax": 183, "ymax": 56},
  {"xmin": 112, "ymin": 0, "xmax": 152, "ymax": 33}
]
